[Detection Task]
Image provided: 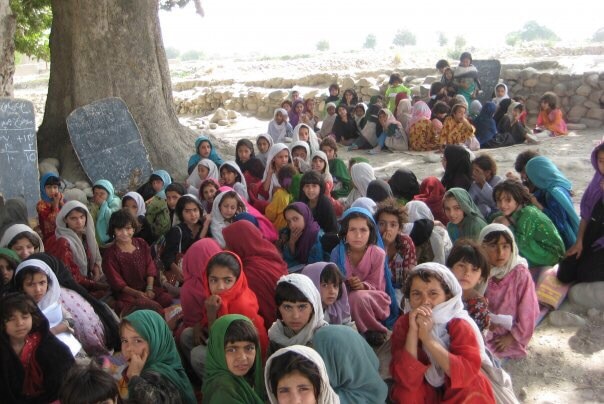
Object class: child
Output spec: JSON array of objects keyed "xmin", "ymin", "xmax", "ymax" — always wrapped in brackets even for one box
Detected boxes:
[
  {"xmin": 443, "ymin": 188, "xmax": 487, "ymax": 243},
  {"xmin": 265, "ymin": 345, "xmax": 338, "ymax": 404},
  {"xmin": 385, "ymin": 72, "xmax": 412, "ymax": 112},
  {"xmin": 185, "ymin": 159, "xmax": 219, "ymax": 196},
  {"xmin": 493, "ymin": 180, "xmax": 566, "ymax": 267},
  {"xmin": 395, "ymin": 97, "xmax": 411, "ymax": 130},
  {"xmin": 390, "ymin": 263, "xmax": 496, "ymax": 403},
  {"xmin": 0, "ymin": 293, "xmax": 75, "ymax": 403},
  {"xmin": 344, "ymin": 162, "xmax": 376, "ymax": 209},
  {"xmin": 376, "ymin": 199, "xmax": 418, "ymax": 305},
  {"xmin": 219, "ymin": 161, "xmax": 249, "ymax": 202},
  {"xmin": 311, "ymin": 151, "xmax": 343, "ymax": 216},
  {"xmin": 188, "ymin": 135, "xmax": 224, "ymax": 175},
  {"xmin": 103, "ymin": 210, "xmax": 172, "ymax": 316},
  {"xmin": 59, "ymin": 363, "xmax": 119, "ymax": 404},
  {"xmin": 210, "ymin": 190, "xmax": 246, "ymax": 248},
  {"xmin": 256, "ymin": 134, "xmax": 274, "ymax": 166},
  {"xmin": 299, "ymin": 171, "xmax": 338, "ymax": 233},
  {"xmin": 267, "ymin": 108, "xmax": 294, "ymax": 144},
  {"xmin": 508, "ymin": 103, "xmax": 539, "ymax": 144},
  {"xmin": 409, "ymin": 101, "xmax": 439, "ymax": 151},
  {"xmin": 324, "ymin": 83, "xmax": 340, "ymax": 110},
  {"xmin": 366, "ymin": 180, "xmax": 393, "ymax": 203},
  {"xmin": 302, "ymin": 262, "xmax": 352, "ymax": 326},
  {"xmin": 388, "ymin": 168, "xmax": 420, "ymax": 205},
  {"xmin": 559, "ymin": 141, "xmax": 604, "ymax": 283},
  {"xmin": 454, "ymin": 52, "xmax": 481, "ymax": 105},
  {"xmin": 369, "ymin": 108, "xmax": 407, "ymax": 154},
  {"xmin": 525, "ymin": 156, "xmax": 580, "ymax": 249},
  {"xmin": 302, "ymin": 98, "xmax": 320, "ymax": 131},
  {"xmin": 340, "ymin": 88, "xmax": 359, "ymax": 109},
  {"xmin": 0, "ymin": 248, "xmax": 19, "ymax": 296},
  {"xmin": 318, "ymin": 102, "xmax": 337, "ymax": 138},
  {"xmin": 404, "ymin": 201, "xmax": 453, "ymax": 265},
  {"xmin": 353, "ymin": 102, "xmax": 368, "ymax": 130},
  {"xmin": 473, "ymin": 101, "xmax": 498, "ymax": 147},
  {"xmin": 292, "ymin": 123, "xmax": 320, "ymax": 156},
  {"xmin": 332, "ymin": 104, "xmax": 360, "ymax": 145},
  {"xmin": 535, "ymin": 91, "xmax": 568, "ymax": 136},
  {"xmin": 442, "ymin": 67, "xmax": 457, "ymax": 97},
  {"xmin": 203, "ymin": 314, "xmax": 265, "ymax": 403},
  {"xmin": 146, "ymin": 181, "xmax": 186, "ymax": 239},
  {"xmin": 122, "ymin": 191, "xmax": 154, "ymax": 245},
  {"xmin": 235, "ymin": 138, "xmax": 265, "ymax": 185},
  {"xmin": 289, "ymin": 99, "xmax": 305, "ymax": 128},
  {"xmin": 281, "ymin": 100, "xmax": 292, "ymax": 114},
  {"xmin": 118, "ymin": 310, "xmax": 196, "ymax": 403},
  {"xmin": 413, "ymin": 176, "xmax": 448, "ymax": 225},
  {"xmin": 0, "ymin": 223, "xmax": 44, "ymax": 260},
  {"xmin": 440, "ymin": 103, "xmax": 477, "ymax": 150},
  {"xmin": 320, "ymin": 137, "xmax": 352, "ymax": 199},
  {"xmin": 37, "ymin": 173, "xmax": 64, "ymax": 243},
  {"xmin": 469, "ymin": 154, "xmax": 503, "ymax": 219},
  {"xmin": 493, "ymin": 83, "xmax": 509, "ymax": 106},
  {"xmin": 260, "ymin": 144, "xmax": 292, "ymax": 203},
  {"xmin": 469, "ymin": 100, "xmax": 482, "ymax": 121},
  {"xmin": 199, "ymin": 178, "xmax": 220, "ymax": 214},
  {"xmin": 330, "ymin": 208, "xmax": 398, "ymax": 346},
  {"xmin": 446, "ymin": 239, "xmax": 492, "ymax": 331},
  {"xmin": 280, "ymin": 203, "xmax": 326, "ymax": 270},
  {"xmin": 91, "ymin": 179, "xmax": 122, "ymax": 246},
  {"xmin": 479, "ymin": 224, "xmax": 540, "ymax": 359},
  {"xmin": 441, "ymin": 144, "xmax": 473, "ymax": 191},
  {"xmin": 265, "ymin": 164, "xmax": 295, "ymax": 231},
  {"xmin": 290, "ymin": 141, "xmax": 311, "ymax": 174}
]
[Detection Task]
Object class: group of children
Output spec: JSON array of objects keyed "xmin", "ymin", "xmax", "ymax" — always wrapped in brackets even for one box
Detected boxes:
[{"xmin": 0, "ymin": 54, "xmax": 601, "ymax": 403}]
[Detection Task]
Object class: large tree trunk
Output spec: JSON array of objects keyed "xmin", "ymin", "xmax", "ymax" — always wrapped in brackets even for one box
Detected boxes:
[
  {"xmin": 0, "ymin": 0, "xmax": 15, "ymax": 97},
  {"xmin": 38, "ymin": 0, "xmax": 197, "ymax": 181}
]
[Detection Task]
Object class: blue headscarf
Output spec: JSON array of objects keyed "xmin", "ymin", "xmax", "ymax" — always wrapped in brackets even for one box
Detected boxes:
[
  {"xmin": 92, "ymin": 179, "xmax": 121, "ymax": 244},
  {"xmin": 188, "ymin": 136, "xmax": 224, "ymax": 171},
  {"xmin": 333, "ymin": 207, "xmax": 399, "ymax": 328},
  {"xmin": 473, "ymin": 101, "xmax": 497, "ymax": 146},
  {"xmin": 39, "ymin": 173, "xmax": 60, "ymax": 203},
  {"xmin": 151, "ymin": 169, "xmax": 172, "ymax": 200}
]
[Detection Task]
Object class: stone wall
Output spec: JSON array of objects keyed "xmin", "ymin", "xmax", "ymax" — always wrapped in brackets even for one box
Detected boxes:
[{"xmin": 173, "ymin": 66, "xmax": 604, "ymax": 128}]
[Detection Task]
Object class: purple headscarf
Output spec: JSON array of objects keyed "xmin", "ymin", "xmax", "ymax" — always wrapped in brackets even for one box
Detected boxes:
[
  {"xmin": 302, "ymin": 262, "xmax": 351, "ymax": 325},
  {"xmin": 284, "ymin": 202, "xmax": 320, "ymax": 263},
  {"xmin": 290, "ymin": 99, "xmax": 305, "ymax": 128},
  {"xmin": 580, "ymin": 142, "xmax": 604, "ymax": 249}
]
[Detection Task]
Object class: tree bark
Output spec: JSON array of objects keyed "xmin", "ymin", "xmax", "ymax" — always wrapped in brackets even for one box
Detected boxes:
[
  {"xmin": 0, "ymin": 0, "xmax": 15, "ymax": 97},
  {"xmin": 38, "ymin": 0, "xmax": 197, "ymax": 181}
]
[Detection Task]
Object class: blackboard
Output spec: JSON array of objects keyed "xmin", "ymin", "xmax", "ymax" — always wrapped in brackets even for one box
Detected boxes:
[
  {"xmin": 66, "ymin": 97, "xmax": 153, "ymax": 193},
  {"xmin": 473, "ymin": 60, "xmax": 502, "ymax": 105},
  {"xmin": 0, "ymin": 98, "xmax": 40, "ymax": 218}
]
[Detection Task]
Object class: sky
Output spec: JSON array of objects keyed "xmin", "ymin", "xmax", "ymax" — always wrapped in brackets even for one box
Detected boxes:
[{"xmin": 159, "ymin": 1, "xmax": 604, "ymax": 57}]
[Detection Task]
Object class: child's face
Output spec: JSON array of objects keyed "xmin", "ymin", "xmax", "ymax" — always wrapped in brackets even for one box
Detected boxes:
[
  {"xmin": 278, "ymin": 300, "xmax": 312, "ymax": 333},
  {"xmin": 277, "ymin": 371, "xmax": 316, "ymax": 404},
  {"xmin": 460, "ymin": 57, "xmax": 471, "ymax": 67},
  {"xmin": 354, "ymin": 106, "xmax": 365, "ymax": 118},
  {"xmin": 306, "ymin": 99, "xmax": 315, "ymax": 111},
  {"xmin": 92, "ymin": 188, "xmax": 108, "ymax": 205},
  {"xmin": 114, "ymin": 224, "xmax": 135, "ymax": 244},
  {"xmin": 0, "ymin": 258, "xmax": 14, "ymax": 285},
  {"xmin": 275, "ymin": 112, "xmax": 285, "ymax": 125},
  {"xmin": 285, "ymin": 209, "xmax": 305, "ymax": 233},
  {"xmin": 292, "ymin": 147, "xmax": 307, "ymax": 161},
  {"xmin": 321, "ymin": 146, "xmax": 335, "ymax": 160},
  {"xmin": 165, "ymin": 191, "xmax": 181, "ymax": 210},
  {"xmin": 512, "ymin": 108, "xmax": 521, "ymax": 121},
  {"xmin": 298, "ymin": 127, "xmax": 309, "ymax": 142},
  {"xmin": 4, "ymin": 310, "xmax": 32, "ymax": 342},
  {"xmin": 273, "ymin": 149, "xmax": 290, "ymax": 170},
  {"xmin": 344, "ymin": 91, "xmax": 353, "ymax": 102},
  {"xmin": 453, "ymin": 107, "xmax": 466, "ymax": 122},
  {"xmin": 337, "ymin": 106, "xmax": 347, "ymax": 119},
  {"xmin": 65, "ymin": 209, "xmax": 87, "ymax": 234},
  {"xmin": 378, "ymin": 112, "xmax": 388, "ymax": 127},
  {"xmin": 257, "ymin": 138, "xmax": 270, "ymax": 154},
  {"xmin": 182, "ymin": 202, "xmax": 201, "ymax": 225},
  {"xmin": 444, "ymin": 70, "xmax": 453, "ymax": 80},
  {"xmin": 377, "ymin": 212, "xmax": 400, "ymax": 245},
  {"xmin": 295, "ymin": 102, "xmax": 304, "ymax": 114},
  {"xmin": 597, "ymin": 150, "xmax": 604, "ymax": 174},
  {"xmin": 302, "ymin": 183, "xmax": 321, "ymax": 201},
  {"xmin": 390, "ymin": 80, "xmax": 402, "ymax": 87},
  {"xmin": 208, "ymin": 264, "xmax": 236, "ymax": 294},
  {"xmin": 540, "ymin": 100, "xmax": 549, "ymax": 111},
  {"xmin": 44, "ymin": 184, "xmax": 60, "ymax": 199},
  {"xmin": 484, "ymin": 235, "xmax": 513, "ymax": 268},
  {"xmin": 326, "ymin": 106, "xmax": 336, "ymax": 116},
  {"xmin": 291, "ymin": 91, "xmax": 300, "ymax": 100},
  {"xmin": 451, "ymin": 261, "xmax": 482, "ymax": 291},
  {"xmin": 443, "ymin": 197, "xmax": 464, "ymax": 225},
  {"xmin": 151, "ymin": 179, "xmax": 164, "ymax": 193},
  {"xmin": 409, "ymin": 276, "xmax": 448, "ymax": 309},
  {"xmin": 221, "ymin": 168, "xmax": 237, "ymax": 186},
  {"xmin": 329, "ymin": 87, "xmax": 339, "ymax": 96},
  {"xmin": 219, "ymin": 197, "xmax": 239, "ymax": 220},
  {"xmin": 11, "ymin": 237, "xmax": 36, "ymax": 260},
  {"xmin": 345, "ymin": 217, "xmax": 371, "ymax": 251},
  {"xmin": 320, "ymin": 281, "xmax": 339, "ymax": 307},
  {"xmin": 471, "ymin": 164, "xmax": 490, "ymax": 182},
  {"xmin": 436, "ymin": 112, "xmax": 447, "ymax": 120},
  {"xmin": 282, "ymin": 103, "xmax": 292, "ymax": 113},
  {"xmin": 311, "ymin": 157, "xmax": 325, "ymax": 173},
  {"xmin": 495, "ymin": 86, "xmax": 506, "ymax": 98},
  {"xmin": 123, "ymin": 199, "xmax": 139, "ymax": 218},
  {"xmin": 121, "ymin": 324, "xmax": 149, "ymax": 362},
  {"xmin": 22, "ymin": 272, "xmax": 48, "ymax": 303},
  {"xmin": 496, "ymin": 192, "xmax": 519, "ymax": 216},
  {"xmin": 198, "ymin": 141, "xmax": 212, "ymax": 158},
  {"xmin": 225, "ymin": 341, "xmax": 256, "ymax": 377},
  {"xmin": 202, "ymin": 185, "xmax": 217, "ymax": 203},
  {"xmin": 198, "ymin": 164, "xmax": 210, "ymax": 180},
  {"xmin": 237, "ymin": 145, "xmax": 252, "ymax": 163}
]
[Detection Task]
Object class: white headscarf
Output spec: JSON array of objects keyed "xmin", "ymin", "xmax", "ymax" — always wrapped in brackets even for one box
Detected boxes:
[
  {"xmin": 256, "ymin": 134, "xmax": 274, "ymax": 166},
  {"xmin": 123, "ymin": 191, "xmax": 146, "ymax": 216},
  {"xmin": 219, "ymin": 161, "xmax": 248, "ymax": 202},
  {"xmin": 55, "ymin": 201, "xmax": 102, "ymax": 276},
  {"xmin": 186, "ymin": 158, "xmax": 219, "ymax": 195},
  {"xmin": 268, "ymin": 108, "xmax": 290, "ymax": 143},
  {"xmin": 267, "ymin": 273, "xmax": 327, "ymax": 347},
  {"xmin": 351, "ymin": 197, "xmax": 377, "ymax": 215},
  {"xmin": 292, "ymin": 123, "xmax": 320, "ymax": 155},
  {"xmin": 350, "ymin": 162, "xmax": 375, "ymax": 197},
  {"xmin": 262, "ymin": 143, "xmax": 292, "ymax": 199},
  {"xmin": 265, "ymin": 345, "xmax": 340, "ymax": 404},
  {"xmin": 492, "ymin": 83, "xmax": 509, "ymax": 106},
  {"xmin": 311, "ymin": 150, "xmax": 333, "ymax": 184},
  {"xmin": 478, "ymin": 223, "xmax": 527, "ymax": 280},
  {"xmin": 402, "ymin": 200, "xmax": 452, "ymax": 265},
  {"xmin": 210, "ymin": 189, "xmax": 246, "ymax": 248},
  {"xmin": 0, "ymin": 224, "xmax": 45, "ymax": 252}
]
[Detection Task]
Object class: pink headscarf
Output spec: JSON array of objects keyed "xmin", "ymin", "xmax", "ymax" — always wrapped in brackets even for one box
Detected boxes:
[{"xmin": 408, "ymin": 101, "xmax": 432, "ymax": 129}]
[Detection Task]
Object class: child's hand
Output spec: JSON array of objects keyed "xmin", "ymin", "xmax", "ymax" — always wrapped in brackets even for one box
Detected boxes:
[
  {"xmin": 347, "ymin": 276, "xmax": 365, "ymax": 291},
  {"xmin": 566, "ymin": 242, "xmax": 583, "ymax": 258},
  {"xmin": 205, "ymin": 295, "xmax": 222, "ymax": 312},
  {"xmin": 144, "ymin": 289, "xmax": 155, "ymax": 299},
  {"xmin": 193, "ymin": 323, "xmax": 206, "ymax": 346},
  {"xmin": 416, "ymin": 312, "xmax": 434, "ymax": 342},
  {"xmin": 51, "ymin": 192, "xmax": 63, "ymax": 208},
  {"xmin": 494, "ymin": 332, "xmax": 515, "ymax": 352},
  {"xmin": 126, "ymin": 347, "xmax": 148, "ymax": 379},
  {"xmin": 92, "ymin": 264, "xmax": 102, "ymax": 281},
  {"xmin": 289, "ymin": 227, "xmax": 303, "ymax": 244}
]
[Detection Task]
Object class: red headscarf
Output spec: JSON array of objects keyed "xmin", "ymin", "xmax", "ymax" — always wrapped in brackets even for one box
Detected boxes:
[
  {"xmin": 222, "ymin": 221, "xmax": 287, "ymax": 330},
  {"xmin": 413, "ymin": 176, "xmax": 448, "ymax": 225}
]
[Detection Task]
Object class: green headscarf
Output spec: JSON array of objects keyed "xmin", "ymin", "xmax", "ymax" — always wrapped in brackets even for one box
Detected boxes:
[
  {"xmin": 92, "ymin": 179, "xmax": 122, "ymax": 244},
  {"xmin": 445, "ymin": 187, "xmax": 487, "ymax": 242},
  {"xmin": 124, "ymin": 310, "xmax": 196, "ymax": 404},
  {"xmin": 202, "ymin": 314, "xmax": 265, "ymax": 404}
]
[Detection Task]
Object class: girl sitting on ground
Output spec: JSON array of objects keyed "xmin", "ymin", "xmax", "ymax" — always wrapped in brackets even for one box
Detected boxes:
[
  {"xmin": 443, "ymin": 188, "xmax": 487, "ymax": 243},
  {"xmin": 409, "ymin": 101, "xmax": 439, "ymax": 151},
  {"xmin": 219, "ymin": 161, "xmax": 249, "ymax": 202},
  {"xmin": 403, "ymin": 201, "xmax": 453, "ymax": 265},
  {"xmin": 320, "ymin": 137, "xmax": 352, "ymax": 199},
  {"xmin": 256, "ymin": 134, "xmax": 273, "ymax": 166},
  {"xmin": 185, "ymin": 159, "xmax": 219, "ymax": 196},
  {"xmin": 235, "ymin": 139, "xmax": 265, "ymax": 185},
  {"xmin": 279, "ymin": 203, "xmax": 327, "ymax": 270},
  {"xmin": 535, "ymin": 91, "xmax": 568, "ymax": 137},
  {"xmin": 469, "ymin": 154, "xmax": 503, "ymax": 219},
  {"xmin": 267, "ymin": 108, "xmax": 293, "ymax": 144},
  {"xmin": 299, "ymin": 171, "xmax": 338, "ymax": 234},
  {"xmin": 302, "ymin": 262, "xmax": 352, "ymax": 326},
  {"xmin": 188, "ymin": 136, "xmax": 224, "ymax": 175},
  {"xmin": 91, "ymin": 179, "xmax": 122, "ymax": 247},
  {"xmin": 122, "ymin": 192, "xmax": 155, "ymax": 245},
  {"xmin": 37, "ymin": 173, "xmax": 64, "ymax": 243}
]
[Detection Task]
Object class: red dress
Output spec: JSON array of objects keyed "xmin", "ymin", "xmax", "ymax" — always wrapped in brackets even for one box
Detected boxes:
[
  {"xmin": 45, "ymin": 236, "xmax": 96, "ymax": 291},
  {"xmin": 390, "ymin": 314, "xmax": 495, "ymax": 404},
  {"xmin": 36, "ymin": 200, "xmax": 63, "ymax": 243}
]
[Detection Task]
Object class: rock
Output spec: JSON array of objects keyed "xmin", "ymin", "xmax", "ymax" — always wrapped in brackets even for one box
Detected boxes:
[
  {"xmin": 589, "ymin": 89, "xmax": 603, "ymax": 103},
  {"xmin": 520, "ymin": 67, "xmax": 539, "ymax": 80},
  {"xmin": 502, "ymin": 68, "xmax": 521, "ymax": 81},
  {"xmin": 586, "ymin": 108, "xmax": 604, "ymax": 121},
  {"xmin": 366, "ymin": 85, "xmax": 382, "ymax": 96},
  {"xmin": 579, "ymin": 118, "xmax": 603, "ymax": 128},
  {"xmin": 341, "ymin": 77, "xmax": 355, "ymax": 90},
  {"xmin": 356, "ymin": 77, "xmax": 376, "ymax": 87},
  {"xmin": 217, "ymin": 119, "xmax": 229, "ymax": 126},
  {"xmin": 576, "ymin": 84, "xmax": 592, "ymax": 97},
  {"xmin": 587, "ymin": 308, "xmax": 601, "ymax": 319},
  {"xmin": 423, "ymin": 154, "xmax": 441, "ymax": 163},
  {"xmin": 209, "ymin": 123, "xmax": 218, "ymax": 129},
  {"xmin": 40, "ymin": 157, "xmax": 60, "ymax": 169},
  {"xmin": 566, "ymin": 123, "xmax": 587, "ymax": 130},
  {"xmin": 570, "ymin": 95, "xmax": 587, "ymax": 105},
  {"xmin": 586, "ymin": 73, "xmax": 600, "ymax": 88},
  {"xmin": 548, "ymin": 311, "xmax": 586, "ymax": 327},
  {"xmin": 568, "ymin": 282, "xmax": 604, "ymax": 309},
  {"xmin": 227, "ymin": 110, "xmax": 238, "ymax": 119},
  {"xmin": 63, "ymin": 188, "xmax": 88, "ymax": 204},
  {"xmin": 539, "ymin": 73, "xmax": 553, "ymax": 83},
  {"xmin": 567, "ymin": 105, "xmax": 587, "ymax": 121},
  {"xmin": 523, "ymin": 78, "xmax": 538, "ymax": 88},
  {"xmin": 553, "ymin": 83, "xmax": 567, "ymax": 97},
  {"xmin": 74, "ymin": 181, "xmax": 90, "ymax": 190},
  {"xmin": 38, "ymin": 162, "xmax": 59, "ymax": 176},
  {"xmin": 210, "ymin": 108, "xmax": 227, "ymax": 123}
]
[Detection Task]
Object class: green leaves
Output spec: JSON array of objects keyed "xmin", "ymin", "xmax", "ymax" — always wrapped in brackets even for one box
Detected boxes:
[{"xmin": 10, "ymin": 0, "xmax": 52, "ymax": 61}]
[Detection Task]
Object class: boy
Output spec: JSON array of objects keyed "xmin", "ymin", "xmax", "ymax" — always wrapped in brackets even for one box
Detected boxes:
[{"xmin": 385, "ymin": 73, "xmax": 411, "ymax": 113}]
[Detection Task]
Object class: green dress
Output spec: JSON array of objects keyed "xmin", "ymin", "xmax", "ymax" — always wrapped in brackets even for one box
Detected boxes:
[
  {"xmin": 329, "ymin": 158, "xmax": 352, "ymax": 199},
  {"xmin": 445, "ymin": 188, "xmax": 487, "ymax": 242}
]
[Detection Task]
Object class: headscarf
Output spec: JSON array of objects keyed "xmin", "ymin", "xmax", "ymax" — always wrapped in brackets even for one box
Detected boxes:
[
  {"xmin": 219, "ymin": 161, "xmax": 248, "ymax": 201},
  {"xmin": 506, "ymin": 101, "xmax": 520, "ymax": 120},
  {"xmin": 262, "ymin": 143, "xmax": 292, "ymax": 198},
  {"xmin": 408, "ymin": 101, "xmax": 432, "ymax": 130},
  {"xmin": 469, "ymin": 100, "xmax": 482, "ymax": 119},
  {"xmin": 414, "ymin": 177, "xmax": 448, "ymax": 224},
  {"xmin": 198, "ymin": 178, "xmax": 220, "ymax": 213},
  {"xmin": 55, "ymin": 201, "xmax": 102, "ymax": 276},
  {"xmin": 284, "ymin": 202, "xmax": 321, "ymax": 263},
  {"xmin": 310, "ymin": 150, "xmax": 333, "ymax": 184},
  {"xmin": 235, "ymin": 139, "xmax": 256, "ymax": 167},
  {"xmin": 354, "ymin": 103, "xmax": 368, "ymax": 127},
  {"xmin": 473, "ymin": 101, "xmax": 498, "ymax": 146},
  {"xmin": 0, "ymin": 223, "xmax": 44, "ymax": 253},
  {"xmin": 366, "ymin": 180, "xmax": 394, "ymax": 204},
  {"xmin": 313, "ymin": 325, "xmax": 388, "ymax": 404},
  {"xmin": 350, "ymin": 162, "xmax": 376, "ymax": 198},
  {"xmin": 150, "ymin": 170, "xmax": 172, "ymax": 200},
  {"xmin": 350, "ymin": 197, "xmax": 377, "ymax": 215},
  {"xmin": 378, "ymin": 108, "xmax": 403, "ymax": 136},
  {"xmin": 267, "ymin": 273, "xmax": 327, "ymax": 347},
  {"xmin": 92, "ymin": 179, "xmax": 121, "ymax": 244},
  {"xmin": 388, "ymin": 168, "xmax": 419, "ymax": 201},
  {"xmin": 405, "ymin": 263, "xmax": 489, "ymax": 387},
  {"xmin": 268, "ymin": 108, "xmax": 290, "ymax": 143},
  {"xmin": 445, "ymin": 188, "xmax": 487, "ymax": 242},
  {"xmin": 0, "ymin": 198, "xmax": 28, "ymax": 240},
  {"xmin": 290, "ymin": 140, "xmax": 311, "ymax": 165},
  {"xmin": 478, "ymin": 223, "xmax": 528, "ymax": 280},
  {"xmin": 203, "ymin": 314, "xmax": 264, "ymax": 404},
  {"xmin": 39, "ymin": 173, "xmax": 61, "ymax": 203},
  {"xmin": 265, "ymin": 345, "xmax": 339, "ymax": 404},
  {"xmin": 395, "ymin": 99, "xmax": 412, "ymax": 132},
  {"xmin": 580, "ymin": 142, "xmax": 604, "ymax": 249},
  {"xmin": 493, "ymin": 83, "xmax": 509, "ymax": 105},
  {"xmin": 0, "ymin": 248, "xmax": 19, "ymax": 293},
  {"xmin": 441, "ymin": 145, "xmax": 472, "ymax": 191},
  {"xmin": 124, "ymin": 310, "xmax": 196, "ymax": 404},
  {"xmin": 186, "ymin": 159, "xmax": 219, "ymax": 194},
  {"xmin": 210, "ymin": 190, "xmax": 246, "ymax": 248},
  {"xmin": 290, "ymin": 100, "xmax": 305, "ymax": 128},
  {"xmin": 302, "ymin": 262, "xmax": 351, "ymax": 325},
  {"xmin": 256, "ymin": 134, "xmax": 274, "ymax": 166},
  {"xmin": 493, "ymin": 98, "xmax": 512, "ymax": 125},
  {"xmin": 188, "ymin": 136, "xmax": 224, "ymax": 171},
  {"xmin": 403, "ymin": 200, "xmax": 436, "ymax": 246},
  {"xmin": 123, "ymin": 191, "xmax": 146, "ymax": 216},
  {"xmin": 292, "ymin": 123, "xmax": 320, "ymax": 155}
]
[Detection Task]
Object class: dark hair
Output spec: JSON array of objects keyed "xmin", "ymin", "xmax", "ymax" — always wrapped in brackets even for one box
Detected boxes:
[
  {"xmin": 107, "ymin": 209, "xmax": 140, "ymax": 237},
  {"xmin": 389, "ymin": 72, "xmax": 403, "ymax": 85},
  {"xmin": 436, "ymin": 59, "xmax": 450, "ymax": 70},
  {"xmin": 165, "ymin": 182, "xmax": 186, "ymax": 196},
  {"xmin": 431, "ymin": 101, "xmax": 450, "ymax": 116},
  {"xmin": 175, "ymin": 195, "xmax": 203, "ymax": 222},
  {"xmin": 404, "ymin": 269, "xmax": 452, "ymax": 299},
  {"xmin": 493, "ymin": 179, "xmax": 532, "ymax": 207},
  {"xmin": 281, "ymin": 100, "xmax": 292, "ymax": 108},
  {"xmin": 15, "ymin": 266, "xmax": 51, "ymax": 291},
  {"xmin": 338, "ymin": 211, "xmax": 378, "ymax": 246},
  {"xmin": 206, "ymin": 252, "xmax": 241, "ymax": 279},
  {"xmin": 482, "ymin": 230, "xmax": 513, "ymax": 246},
  {"xmin": 540, "ymin": 91, "xmax": 559, "ymax": 109},
  {"xmin": 275, "ymin": 281, "xmax": 310, "ymax": 308},
  {"xmin": 328, "ymin": 83, "xmax": 340, "ymax": 93},
  {"xmin": 513, "ymin": 150, "xmax": 540, "ymax": 173},
  {"xmin": 44, "ymin": 176, "xmax": 61, "ymax": 187},
  {"xmin": 513, "ymin": 103, "xmax": 524, "ymax": 113},
  {"xmin": 429, "ymin": 82, "xmax": 445, "ymax": 97},
  {"xmin": 446, "ymin": 239, "xmax": 490, "ymax": 282},
  {"xmin": 64, "ymin": 206, "xmax": 89, "ymax": 227},
  {"xmin": 92, "ymin": 184, "xmax": 110, "ymax": 194},
  {"xmin": 451, "ymin": 103, "xmax": 467, "ymax": 115},
  {"xmin": 472, "ymin": 154, "xmax": 497, "ymax": 177},
  {"xmin": 320, "ymin": 264, "xmax": 344, "ymax": 300},
  {"xmin": 0, "ymin": 292, "xmax": 45, "ymax": 333},
  {"xmin": 375, "ymin": 198, "xmax": 408, "ymax": 228},
  {"xmin": 7, "ymin": 231, "xmax": 40, "ymax": 250},
  {"xmin": 199, "ymin": 180, "xmax": 219, "ymax": 199},
  {"xmin": 218, "ymin": 191, "xmax": 245, "ymax": 215},
  {"xmin": 59, "ymin": 363, "xmax": 118, "ymax": 404},
  {"xmin": 149, "ymin": 173, "xmax": 164, "ymax": 184},
  {"xmin": 300, "ymin": 171, "xmax": 325, "ymax": 197},
  {"xmin": 342, "ymin": 88, "xmax": 358, "ymax": 104},
  {"xmin": 224, "ymin": 319, "xmax": 259, "ymax": 347},
  {"xmin": 459, "ymin": 52, "xmax": 472, "ymax": 63},
  {"xmin": 220, "ymin": 164, "xmax": 242, "ymax": 184},
  {"xmin": 236, "ymin": 139, "xmax": 255, "ymax": 156},
  {"xmin": 269, "ymin": 351, "xmax": 321, "ymax": 400},
  {"xmin": 320, "ymin": 137, "xmax": 338, "ymax": 156}
]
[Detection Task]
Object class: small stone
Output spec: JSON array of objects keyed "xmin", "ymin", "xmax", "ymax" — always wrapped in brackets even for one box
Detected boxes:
[
  {"xmin": 40, "ymin": 157, "xmax": 60, "ymax": 169},
  {"xmin": 38, "ymin": 162, "xmax": 59, "ymax": 176},
  {"xmin": 210, "ymin": 108, "xmax": 227, "ymax": 123},
  {"xmin": 209, "ymin": 123, "xmax": 218, "ymax": 129},
  {"xmin": 226, "ymin": 110, "xmax": 238, "ymax": 119},
  {"xmin": 74, "ymin": 181, "xmax": 90, "ymax": 190},
  {"xmin": 587, "ymin": 308, "xmax": 600, "ymax": 319},
  {"xmin": 569, "ymin": 282, "xmax": 604, "ymax": 309},
  {"xmin": 548, "ymin": 311, "xmax": 586, "ymax": 327},
  {"xmin": 63, "ymin": 188, "xmax": 88, "ymax": 204},
  {"xmin": 217, "ymin": 119, "xmax": 229, "ymax": 126}
]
